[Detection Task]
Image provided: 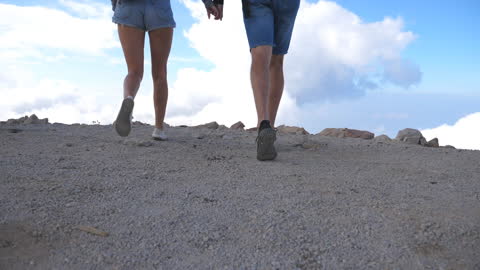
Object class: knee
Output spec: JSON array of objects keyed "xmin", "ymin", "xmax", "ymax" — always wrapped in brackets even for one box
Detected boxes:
[
  {"xmin": 152, "ymin": 65, "xmax": 167, "ymax": 85},
  {"xmin": 251, "ymin": 47, "xmax": 272, "ymax": 67},
  {"xmin": 127, "ymin": 69, "xmax": 144, "ymax": 81},
  {"xmin": 270, "ymin": 56, "xmax": 284, "ymax": 70}
]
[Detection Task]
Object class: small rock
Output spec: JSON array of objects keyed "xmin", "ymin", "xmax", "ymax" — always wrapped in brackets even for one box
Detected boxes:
[
  {"xmin": 37, "ymin": 118, "xmax": 49, "ymax": 124},
  {"xmin": 6, "ymin": 119, "xmax": 20, "ymax": 125},
  {"xmin": 0, "ymin": 239, "xmax": 13, "ymax": 248},
  {"xmin": 230, "ymin": 121, "xmax": 245, "ymax": 130},
  {"xmin": 443, "ymin": 145, "xmax": 456, "ymax": 149},
  {"xmin": 246, "ymin": 127, "xmax": 257, "ymax": 132},
  {"xmin": 75, "ymin": 226, "xmax": 109, "ymax": 237},
  {"xmin": 23, "ymin": 114, "xmax": 39, "ymax": 124},
  {"xmin": 8, "ymin": 114, "xmax": 49, "ymax": 125},
  {"xmin": 136, "ymin": 140, "xmax": 153, "ymax": 147},
  {"xmin": 7, "ymin": 128, "xmax": 22, "ymax": 133},
  {"xmin": 193, "ymin": 132, "xmax": 207, "ymax": 139},
  {"xmin": 300, "ymin": 142, "xmax": 326, "ymax": 150},
  {"xmin": 318, "ymin": 128, "xmax": 374, "ymax": 139},
  {"xmin": 132, "ymin": 121, "xmax": 147, "ymax": 126},
  {"xmin": 195, "ymin": 121, "xmax": 219, "ymax": 129},
  {"xmin": 395, "ymin": 128, "xmax": 426, "ymax": 145},
  {"xmin": 25, "ymin": 114, "xmax": 39, "ymax": 124},
  {"xmin": 277, "ymin": 125, "xmax": 309, "ymax": 135},
  {"xmin": 222, "ymin": 135, "xmax": 233, "ymax": 140},
  {"xmin": 425, "ymin": 138, "xmax": 439, "ymax": 148},
  {"xmin": 373, "ymin": 134, "xmax": 392, "ymax": 143},
  {"xmin": 65, "ymin": 202, "xmax": 77, "ymax": 207},
  {"xmin": 58, "ymin": 143, "xmax": 73, "ymax": 147},
  {"xmin": 123, "ymin": 139, "xmax": 153, "ymax": 147}
]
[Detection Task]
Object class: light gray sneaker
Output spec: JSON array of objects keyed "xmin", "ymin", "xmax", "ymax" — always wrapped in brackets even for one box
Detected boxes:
[
  {"xmin": 114, "ymin": 98, "xmax": 134, "ymax": 137},
  {"xmin": 256, "ymin": 127, "xmax": 277, "ymax": 161},
  {"xmin": 152, "ymin": 128, "xmax": 168, "ymax": 141}
]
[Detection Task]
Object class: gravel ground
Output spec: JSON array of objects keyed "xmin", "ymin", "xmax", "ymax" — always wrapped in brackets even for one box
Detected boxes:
[{"xmin": 1, "ymin": 123, "xmax": 479, "ymax": 269}]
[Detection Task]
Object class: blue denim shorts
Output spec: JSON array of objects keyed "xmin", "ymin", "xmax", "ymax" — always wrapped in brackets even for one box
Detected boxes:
[
  {"xmin": 243, "ymin": 0, "xmax": 300, "ymax": 55},
  {"xmin": 112, "ymin": 0, "xmax": 176, "ymax": 31}
]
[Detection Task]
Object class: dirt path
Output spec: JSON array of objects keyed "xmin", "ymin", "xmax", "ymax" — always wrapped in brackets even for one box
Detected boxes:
[{"xmin": 1, "ymin": 123, "xmax": 479, "ymax": 269}]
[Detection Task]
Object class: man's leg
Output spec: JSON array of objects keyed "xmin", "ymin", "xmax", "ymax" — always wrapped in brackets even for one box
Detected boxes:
[
  {"xmin": 250, "ymin": 45, "xmax": 272, "ymax": 127},
  {"xmin": 267, "ymin": 54, "xmax": 284, "ymax": 127},
  {"xmin": 251, "ymin": 46, "xmax": 277, "ymax": 161}
]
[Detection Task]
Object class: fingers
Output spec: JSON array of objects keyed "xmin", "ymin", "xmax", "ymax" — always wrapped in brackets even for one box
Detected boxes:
[
  {"xmin": 216, "ymin": 5, "xmax": 223, "ymax": 20},
  {"xmin": 210, "ymin": 5, "xmax": 219, "ymax": 19},
  {"xmin": 206, "ymin": 5, "xmax": 223, "ymax": 21}
]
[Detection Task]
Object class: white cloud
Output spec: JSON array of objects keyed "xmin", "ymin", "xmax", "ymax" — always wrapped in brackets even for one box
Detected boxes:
[
  {"xmin": 0, "ymin": 1, "xmax": 120, "ymax": 125},
  {"xmin": 0, "ymin": 64, "xmax": 116, "ymax": 124},
  {"xmin": 0, "ymin": 2, "xmax": 117, "ymax": 59},
  {"xmin": 59, "ymin": 0, "xmax": 112, "ymax": 18},
  {"xmin": 382, "ymin": 58, "xmax": 422, "ymax": 88},
  {"xmin": 287, "ymin": 1, "xmax": 421, "ymax": 101},
  {"xmin": 421, "ymin": 112, "xmax": 480, "ymax": 150}
]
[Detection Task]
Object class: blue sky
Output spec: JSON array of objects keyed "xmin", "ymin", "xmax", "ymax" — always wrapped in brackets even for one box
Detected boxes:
[{"xmin": 0, "ymin": 0, "xmax": 479, "ymax": 149}]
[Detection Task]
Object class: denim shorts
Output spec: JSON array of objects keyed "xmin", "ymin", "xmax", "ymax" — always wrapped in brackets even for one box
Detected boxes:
[
  {"xmin": 112, "ymin": 0, "xmax": 176, "ymax": 31},
  {"xmin": 243, "ymin": 0, "xmax": 300, "ymax": 55}
]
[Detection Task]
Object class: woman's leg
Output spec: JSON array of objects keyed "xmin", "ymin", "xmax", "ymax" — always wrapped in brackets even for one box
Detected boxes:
[
  {"xmin": 149, "ymin": 27, "xmax": 173, "ymax": 130},
  {"xmin": 118, "ymin": 24, "xmax": 145, "ymax": 98}
]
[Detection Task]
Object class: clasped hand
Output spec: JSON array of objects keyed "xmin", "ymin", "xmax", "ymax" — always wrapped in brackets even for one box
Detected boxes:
[{"xmin": 206, "ymin": 4, "xmax": 223, "ymax": 20}]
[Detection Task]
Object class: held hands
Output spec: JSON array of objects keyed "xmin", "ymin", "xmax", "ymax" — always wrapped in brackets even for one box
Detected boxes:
[{"xmin": 207, "ymin": 4, "xmax": 223, "ymax": 20}]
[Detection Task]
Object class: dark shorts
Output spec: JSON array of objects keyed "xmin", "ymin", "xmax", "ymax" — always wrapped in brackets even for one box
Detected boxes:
[
  {"xmin": 243, "ymin": 0, "xmax": 300, "ymax": 55},
  {"xmin": 112, "ymin": 0, "xmax": 176, "ymax": 31}
]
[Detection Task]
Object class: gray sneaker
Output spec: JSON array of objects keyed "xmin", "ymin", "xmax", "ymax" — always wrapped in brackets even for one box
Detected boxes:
[
  {"xmin": 114, "ymin": 98, "xmax": 134, "ymax": 137},
  {"xmin": 256, "ymin": 120, "xmax": 277, "ymax": 161}
]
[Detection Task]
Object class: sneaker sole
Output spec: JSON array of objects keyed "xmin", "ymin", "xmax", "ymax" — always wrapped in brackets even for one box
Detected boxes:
[
  {"xmin": 152, "ymin": 136, "xmax": 168, "ymax": 141},
  {"xmin": 114, "ymin": 98, "xmax": 134, "ymax": 137},
  {"xmin": 257, "ymin": 128, "xmax": 277, "ymax": 161}
]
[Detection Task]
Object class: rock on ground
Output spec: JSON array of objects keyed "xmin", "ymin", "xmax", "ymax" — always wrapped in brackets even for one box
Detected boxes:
[
  {"xmin": 319, "ymin": 128, "xmax": 374, "ymax": 140},
  {"xmin": 276, "ymin": 125, "xmax": 309, "ymax": 135},
  {"xmin": 1, "ymin": 123, "xmax": 479, "ymax": 269},
  {"xmin": 195, "ymin": 122, "xmax": 219, "ymax": 129},
  {"xmin": 426, "ymin": 138, "xmax": 440, "ymax": 148},
  {"xmin": 373, "ymin": 134, "xmax": 392, "ymax": 143},
  {"xmin": 3, "ymin": 114, "xmax": 49, "ymax": 125},
  {"xmin": 230, "ymin": 121, "xmax": 245, "ymax": 130},
  {"xmin": 396, "ymin": 128, "xmax": 427, "ymax": 146}
]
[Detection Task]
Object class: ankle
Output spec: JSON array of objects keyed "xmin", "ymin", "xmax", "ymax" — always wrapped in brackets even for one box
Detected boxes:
[{"xmin": 258, "ymin": 120, "xmax": 272, "ymax": 132}]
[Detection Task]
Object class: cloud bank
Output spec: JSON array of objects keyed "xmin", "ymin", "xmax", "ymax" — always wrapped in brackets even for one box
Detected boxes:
[
  {"xmin": 0, "ymin": 1, "xmax": 118, "ymax": 124},
  {"xmin": 422, "ymin": 112, "xmax": 480, "ymax": 150},
  {"xmin": 0, "ymin": 1, "xmax": 116, "ymax": 58}
]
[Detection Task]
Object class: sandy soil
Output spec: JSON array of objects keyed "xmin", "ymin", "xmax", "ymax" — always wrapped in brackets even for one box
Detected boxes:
[{"xmin": 1, "ymin": 122, "xmax": 479, "ymax": 269}]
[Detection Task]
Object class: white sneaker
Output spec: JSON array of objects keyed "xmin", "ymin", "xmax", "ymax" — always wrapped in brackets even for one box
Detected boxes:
[{"xmin": 152, "ymin": 128, "xmax": 168, "ymax": 141}]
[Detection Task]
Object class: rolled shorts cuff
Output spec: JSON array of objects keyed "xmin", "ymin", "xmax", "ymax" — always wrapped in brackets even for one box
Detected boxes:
[
  {"xmin": 112, "ymin": 18, "xmax": 144, "ymax": 31},
  {"xmin": 148, "ymin": 24, "xmax": 176, "ymax": 31},
  {"xmin": 272, "ymin": 48, "xmax": 288, "ymax": 55},
  {"xmin": 249, "ymin": 42, "xmax": 275, "ymax": 50}
]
